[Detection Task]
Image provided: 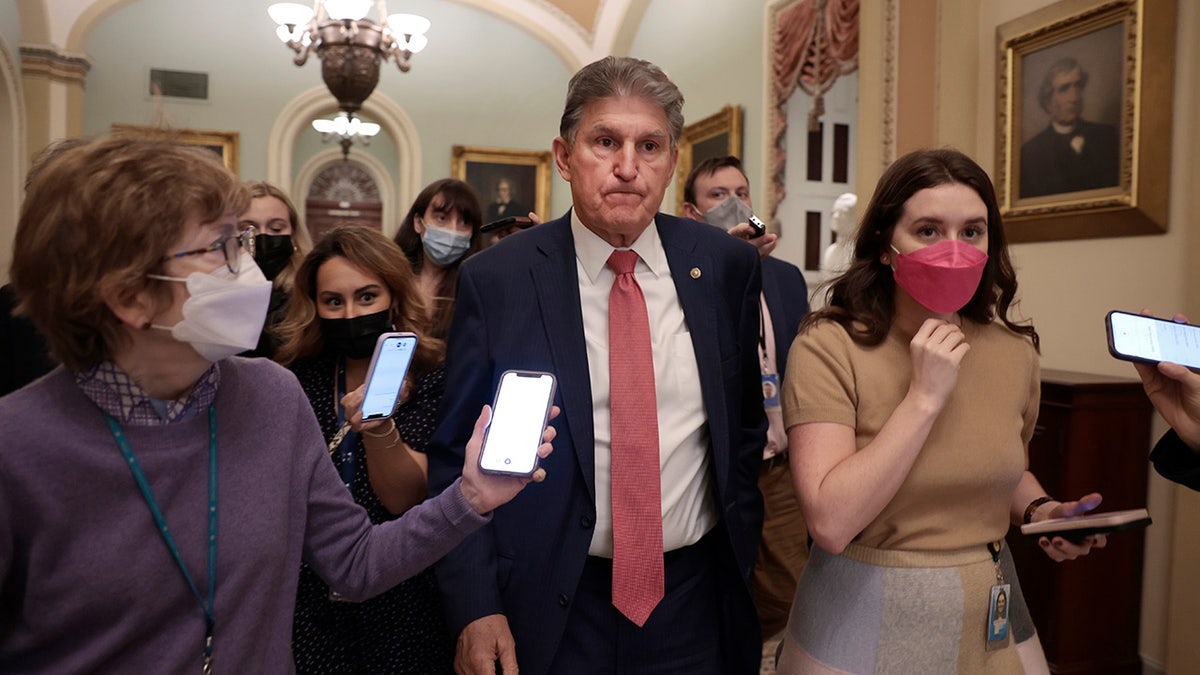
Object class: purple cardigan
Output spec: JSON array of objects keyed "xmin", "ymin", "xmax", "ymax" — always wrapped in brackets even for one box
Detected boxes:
[{"xmin": 0, "ymin": 358, "xmax": 487, "ymax": 673}]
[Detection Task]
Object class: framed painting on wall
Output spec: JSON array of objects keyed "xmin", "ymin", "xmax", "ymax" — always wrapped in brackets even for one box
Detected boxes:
[
  {"xmin": 111, "ymin": 125, "xmax": 240, "ymax": 174},
  {"xmin": 451, "ymin": 145, "xmax": 551, "ymax": 236},
  {"xmin": 995, "ymin": 0, "xmax": 1175, "ymax": 243},
  {"xmin": 674, "ymin": 105, "xmax": 743, "ymax": 215}
]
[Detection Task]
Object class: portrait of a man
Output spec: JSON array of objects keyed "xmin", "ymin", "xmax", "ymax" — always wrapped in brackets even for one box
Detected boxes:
[
  {"xmin": 484, "ymin": 177, "xmax": 530, "ymax": 223},
  {"xmin": 1019, "ymin": 57, "xmax": 1119, "ymax": 198}
]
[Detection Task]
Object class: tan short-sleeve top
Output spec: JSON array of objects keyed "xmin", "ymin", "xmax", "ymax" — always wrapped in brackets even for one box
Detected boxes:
[{"xmin": 782, "ymin": 319, "xmax": 1040, "ymax": 551}]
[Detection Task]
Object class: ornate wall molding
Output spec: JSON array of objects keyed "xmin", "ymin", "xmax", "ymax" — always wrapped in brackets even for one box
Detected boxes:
[
  {"xmin": 19, "ymin": 44, "xmax": 90, "ymax": 86},
  {"xmin": 881, "ymin": 0, "xmax": 898, "ymax": 168}
]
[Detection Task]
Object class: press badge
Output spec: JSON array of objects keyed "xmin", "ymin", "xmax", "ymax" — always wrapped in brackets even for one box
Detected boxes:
[
  {"xmin": 762, "ymin": 372, "xmax": 781, "ymax": 408},
  {"xmin": 985, "ymin": 541, "xmax": 1010, "ymax": 651}
]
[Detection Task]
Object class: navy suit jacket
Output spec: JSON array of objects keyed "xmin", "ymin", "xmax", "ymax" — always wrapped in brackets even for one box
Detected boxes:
[
  {"xmin": 761, "ymin": 257, "xmax": 809, "ymax": 375},
  {"xmin": 427, "ymin": 212, "xmax": 767, "ymax": 675}
]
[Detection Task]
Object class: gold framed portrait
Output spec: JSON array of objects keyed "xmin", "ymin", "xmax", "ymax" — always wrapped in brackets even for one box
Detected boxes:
[
  {"xmin": 995, "ymin": 0, "xmax": 1175, "ymax": 242},
  {"xmin": 111, "ymin": 125, "xmax": 240, "ymax": 174},
  {"xmin": 451, "ymin": 145, "xmax": 552, "ymax": 228}
]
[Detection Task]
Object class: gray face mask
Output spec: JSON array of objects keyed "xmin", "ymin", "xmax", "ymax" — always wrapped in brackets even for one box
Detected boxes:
[{"xmin": 700, "ymin": 195, "xmax": 753, "ymax": 232}]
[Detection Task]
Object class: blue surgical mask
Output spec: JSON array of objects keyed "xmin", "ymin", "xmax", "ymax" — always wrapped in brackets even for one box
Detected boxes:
[{"xmin": 422, "ymin": 223, "xmax": 471, "ymax": 266}]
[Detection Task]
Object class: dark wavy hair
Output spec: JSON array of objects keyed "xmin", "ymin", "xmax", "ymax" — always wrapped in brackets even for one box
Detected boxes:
[
  {"xmin": 804, "ymin": 148, "xmax": 1038, "ymax": 350},
  {"xmin": 392, "ymin": 178, "xmax": 484, "ymax": 339},
  {"xmin": 275, "ymin": 225, "xmax": 444, "ymax": 376}
]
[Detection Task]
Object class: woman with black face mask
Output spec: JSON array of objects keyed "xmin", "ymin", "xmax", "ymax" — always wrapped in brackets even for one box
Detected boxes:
[
  {"xmin": 238, "ymin": 181, "xmax": 312, "ymax": 358},
  {"xmin": 274, "ymin": 225, "xmax": 454, "ymax": 674}
]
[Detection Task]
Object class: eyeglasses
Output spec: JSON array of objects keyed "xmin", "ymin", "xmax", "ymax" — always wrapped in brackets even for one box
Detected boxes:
[{"xmin": 162, "ymin": 229, "xmax": 256, "ymax": 274}]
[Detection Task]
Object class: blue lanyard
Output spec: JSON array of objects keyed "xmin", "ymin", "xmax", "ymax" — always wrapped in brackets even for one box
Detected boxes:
[
  {"xmin": 106, "ymin": 406, "xmax": 217, "ymax": 674},
  {"xmin": 334, "ymin": 360, "xmax": 358, "ymax": 487}
]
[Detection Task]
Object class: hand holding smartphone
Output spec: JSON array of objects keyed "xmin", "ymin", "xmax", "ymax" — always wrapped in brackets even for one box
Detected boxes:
[
  {"xmin": 1106, "ymin": 310, "xmax": 1200, "ymax": 370},
  {"xmin": 361, "ymin": 332, "xmax": 419, "ymax": 420},
  {"xmin": 478, "ymin": 370, "xmax": 557, "ymax": 476},
  {"xmin": 481, "ymin": 215, "xmax": 534, "ymax": 233},
  {"xmin": 747, "ymin": 214, "xmax": 767, "ymax": 239}
]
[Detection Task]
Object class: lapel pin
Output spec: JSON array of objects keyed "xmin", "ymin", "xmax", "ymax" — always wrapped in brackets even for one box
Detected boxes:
[{"xmin": 690, "ymin": 267, "xmax": 701, "ymax": 279}]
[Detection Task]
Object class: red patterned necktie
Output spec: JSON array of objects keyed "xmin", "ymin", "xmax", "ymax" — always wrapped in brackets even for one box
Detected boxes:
[{"xmin": 606, "ymin": 249, "xmax": 664, "ymax": 627}]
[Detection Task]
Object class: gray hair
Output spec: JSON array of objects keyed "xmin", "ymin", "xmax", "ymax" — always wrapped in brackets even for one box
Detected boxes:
[
  {"xmin": 1037, "ymin": 57, "xmax": 1088, "ymax": 113},
  {"xmin": 558, "ymin": 56, "xmax": 685, "ymax": 148}
]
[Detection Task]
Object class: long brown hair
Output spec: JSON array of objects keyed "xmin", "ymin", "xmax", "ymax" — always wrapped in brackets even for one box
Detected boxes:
[
  {"xmin": 805, "ymin": 148, "xmax": 1038, "ymax": 350},
  {"xmin": 393, "ymin": 179, "xmax": 484, "ymax": 339},
  {"xmin": 275, "ymin": 225, "xmax": 444, "ymax": 376}
]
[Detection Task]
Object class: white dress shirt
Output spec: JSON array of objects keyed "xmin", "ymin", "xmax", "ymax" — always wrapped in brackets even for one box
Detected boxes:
[{"xmin": 571, "ymin": 212, "xmax": 717, "ymax": 557}]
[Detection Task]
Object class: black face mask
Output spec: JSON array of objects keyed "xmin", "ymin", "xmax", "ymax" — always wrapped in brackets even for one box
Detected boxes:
[
  {"xmin": 320, "ymin": 309, "xmax": 393, "ymax": 360},
  {"xmin": 254, "ymin": 234, "xmax": 294, "ymax": 281}
]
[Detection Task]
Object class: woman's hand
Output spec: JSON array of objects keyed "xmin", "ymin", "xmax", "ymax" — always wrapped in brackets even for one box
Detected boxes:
[
  {"xmin": 339, "ymin": 383, "xmax": 402, "ymax": 435},
  {"xmin": 1032, "ymin": 492, "xmax": 1108, "ymax": 561},
  {"xmin": 907, "ymin": 318, "xmax": 970, "ymax": 410},
  {"xmin": 460, "ymin": 404, "xmax": 559, "ymax": 515}
]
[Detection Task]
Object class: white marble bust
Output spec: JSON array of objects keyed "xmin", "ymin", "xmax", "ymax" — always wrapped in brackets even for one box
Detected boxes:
[{"xmin": 822, "ymin": 192, "xmax": 858, "ymax": 277}]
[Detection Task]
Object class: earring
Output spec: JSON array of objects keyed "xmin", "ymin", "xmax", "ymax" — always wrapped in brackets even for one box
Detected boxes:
[{"xmin": 880, "ymin": 255, "xmax": 890, "ymax": 266}]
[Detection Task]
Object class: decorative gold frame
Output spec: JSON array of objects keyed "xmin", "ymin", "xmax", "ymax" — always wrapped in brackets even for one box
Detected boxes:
[
  {"xmin": 674, "ymin": 105, "xmax": 743, "ymax": 215},
  {"xmin": 451, "ymin": 145, "xmax": 552, "ymax": 221},
  {"xmin": 111, "ymin": 125, "xmax": 240, "ymax": 174},
  {"xmin": 995, "ymin": 0, "xmax": 1175, "ymax": 243}
]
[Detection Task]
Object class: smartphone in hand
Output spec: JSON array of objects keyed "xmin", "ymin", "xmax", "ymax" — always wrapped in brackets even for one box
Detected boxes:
[
  {"xmin": 481, "ymin": 215, "xmax": 534, "ymax": 233},
  {"xmin": 478, "ymin": 370, "xmax": 557, "ymax": 477},
  {"xmin": 1106, "ymin": 310, "xmax": 1200, "ymax": 370},
  {"xmin": 361, "ymin": 332, "xmax": 419, "ymax": 420},
  {"xmin": 747, "ymin": 214, "xmax": 767, "ymax": 239}
]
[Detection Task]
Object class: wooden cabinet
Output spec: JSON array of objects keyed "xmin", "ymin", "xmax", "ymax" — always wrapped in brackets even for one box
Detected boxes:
[{"xmin": 1007, "ymin": 369, "xmax": 1153, "ymax": 675}]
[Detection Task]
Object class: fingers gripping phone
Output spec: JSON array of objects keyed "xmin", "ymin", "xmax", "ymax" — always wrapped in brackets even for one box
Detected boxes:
[
  {"xmin": 361, "ymin": 332, "xmax": 419, "ymax": 420},
  {"xmin": 478, "ymin": 370, "xmax": 557, "ymax": 477},
  {"xmin": 1106, "ymin": 311, "xmax": 1200, "ymax": 370}
]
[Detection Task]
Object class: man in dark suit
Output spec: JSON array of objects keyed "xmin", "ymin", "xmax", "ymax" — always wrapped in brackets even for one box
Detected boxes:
[
  {"xmin": 427, "ymin": 56, "xmax": 766, "ymax": 675},
  {"xmin": 682, "ymin": 156, "xmax": 810, "ymax": 642},
  {"xmin": 1020, "ymin": 57, "xmax": 1120, "ymax": 198}
]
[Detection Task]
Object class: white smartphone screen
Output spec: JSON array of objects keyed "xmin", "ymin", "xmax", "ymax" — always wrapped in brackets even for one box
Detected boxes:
[
  {"xmin": 1108, "ymin": 311, "xmax": 1200, "ymax": 370},
  {"xmin": 479, "ymin": 371, "xmax": 557, "ymax": 476},
  {"xmin": 362, "ymin": 333, "xmax": 418, "ymax": 420}
]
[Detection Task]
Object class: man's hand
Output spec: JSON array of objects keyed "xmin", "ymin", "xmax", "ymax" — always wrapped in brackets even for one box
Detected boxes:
[
  {"xmin": 1132, "ymin": 312, "xmax": 1200, "ymax": 451},
  {"xmin": 455, "ymin": 614, "xmax": 518, "ymax": 675},
  {"xmin": 727, "ymin": 222, "xmax": 777, "ymax": 258}
]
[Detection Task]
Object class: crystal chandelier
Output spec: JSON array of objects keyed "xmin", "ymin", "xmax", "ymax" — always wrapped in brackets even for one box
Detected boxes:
[{"xmin": 268, "ymin": 0, "xmax": 430, "ymax": 116}]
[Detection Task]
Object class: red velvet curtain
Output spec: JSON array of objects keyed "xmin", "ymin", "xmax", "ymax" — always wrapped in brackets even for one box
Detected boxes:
[{"xmin": 770, "ymin": 0, "xmax": 859, "ymax": 222}]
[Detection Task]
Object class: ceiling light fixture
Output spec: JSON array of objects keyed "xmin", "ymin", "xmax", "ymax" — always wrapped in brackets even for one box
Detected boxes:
[{"xmin": 269, "ymin": 1, "xmax": 429, "ymax": 156}]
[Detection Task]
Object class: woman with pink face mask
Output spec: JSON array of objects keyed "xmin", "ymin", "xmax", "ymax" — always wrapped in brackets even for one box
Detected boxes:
[{"xmin": 776, "ymin": 149, "xmax": 1104, "ymax": 674}]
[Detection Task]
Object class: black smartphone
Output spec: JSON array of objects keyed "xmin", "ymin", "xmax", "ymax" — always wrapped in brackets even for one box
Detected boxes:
[
  {"xmin": 1106, "ymin": 310, "xmax": 1200, "ymax": 370},
  {"xmin": 481, "ymin": 215, "xmax": 534, "ymax": 233},
  {"xmin": 747, "ymin": 214, "xmax": 767, "ymax": 239},
  {"xmin": 478, "ymin": 370, "xmax": 557, "ymax": 476},
  {"xmin": 361, "ymin": 332, "xmax": 419, "ymax": 420}
]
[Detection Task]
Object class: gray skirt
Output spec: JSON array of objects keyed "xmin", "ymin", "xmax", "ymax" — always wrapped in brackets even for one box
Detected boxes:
[{"xmin": 781, "ymin": 542, "xmax": 1038, "ymax": 674}]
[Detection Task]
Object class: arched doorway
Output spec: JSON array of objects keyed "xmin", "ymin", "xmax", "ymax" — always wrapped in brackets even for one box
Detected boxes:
[{"xmin": 305, "ymin": 161, "xmax": 383, "ymax": 242}]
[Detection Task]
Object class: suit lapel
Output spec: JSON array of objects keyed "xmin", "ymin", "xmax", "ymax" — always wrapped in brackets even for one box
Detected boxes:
[{"xmin": 530, "ymin": 219, "xmax": 598, "ymax": 502}]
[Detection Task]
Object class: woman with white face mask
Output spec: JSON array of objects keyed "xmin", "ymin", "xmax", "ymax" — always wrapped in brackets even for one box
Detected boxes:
[
  {"xmin": 393, "ymin": 179, "xmax": 484, "ymax": 340},
  {"xmin": 775, "ymin": 149, "xmax": 1104, "ymax": 674},
  {"xmin": 0, "ymin": 135, "xmax": 556, "ymax": 673}
]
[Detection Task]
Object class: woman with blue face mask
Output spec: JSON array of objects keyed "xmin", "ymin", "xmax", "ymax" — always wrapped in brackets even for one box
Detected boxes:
[
  {"xmin": 393, "ymin": 179, "xmax": 484, "ymax": 340},
  {"xmin": 0, "ymin": 134, "xmax": 557, "ymax": 673},
  {"xmin": 274, "ymin": 225, "xmax": 454, "ymax": 674}
]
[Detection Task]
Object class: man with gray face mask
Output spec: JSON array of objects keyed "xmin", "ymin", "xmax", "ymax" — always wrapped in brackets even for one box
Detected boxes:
[{"xmin": 683, "ymin": 156, "xmax": 810, "ymax": 647}]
